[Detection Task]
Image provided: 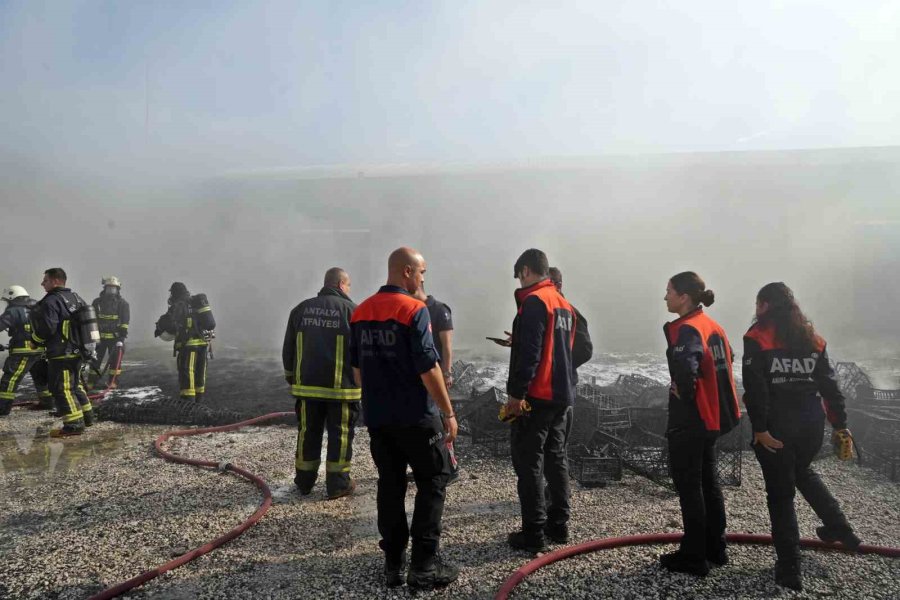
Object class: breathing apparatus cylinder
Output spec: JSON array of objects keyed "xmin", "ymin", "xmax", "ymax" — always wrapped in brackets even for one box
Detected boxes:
[
  {"xmin": 189, "ymin": 293, "xmax": 216, "ymax": 332},
  {"xmin": 77, "ymin": 304, "xmax": 101, "ymax": 346}
]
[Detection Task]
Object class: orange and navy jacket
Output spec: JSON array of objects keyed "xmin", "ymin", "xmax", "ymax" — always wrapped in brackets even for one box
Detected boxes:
[
  {"xmin": 742, "ymin": 322, "xmax": 846, "ymax": 433},
  {"xmin": 506, "ymin": 279, "xmax": 580, "ymax": 405},
  {"xmin": 664, "ymin": 307, "xmax": 740, "ymax": 434},
  {"xmin": 350, "ymin": 285, "xmax": 440, "ymax": 428}
]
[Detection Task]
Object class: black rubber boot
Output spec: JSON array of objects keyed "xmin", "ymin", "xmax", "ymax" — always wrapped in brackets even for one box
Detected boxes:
[
  {"xmin": 294, "ymin": 470, "xmax": 316, "ymax": 495},
  {"xmin": 0, "ymin": 400, "xmax": 12, "ymax": 416},
  {"xmin": 660, "ymin": 551, "xmax": 710, "ymax": 577},
  {"xmin": 406, "ymin": 554, "xmax": 459, "ymax": 589},
  {"xmin": 82, "ymin": 410, "xmax": 95, "ymax": 427},
  {"xmin": 508, "ymin": 530, "xmax": 550, "ymax": 554}
]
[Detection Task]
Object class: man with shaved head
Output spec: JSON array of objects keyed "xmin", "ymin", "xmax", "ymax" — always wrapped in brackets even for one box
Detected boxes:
[
  {"xmin": 283, "ymin": 267, "xmax": 361, "ymax": 500},
  {"xmin": 351, "ymin": 247, "xmax": 459, "ymax": 589}
]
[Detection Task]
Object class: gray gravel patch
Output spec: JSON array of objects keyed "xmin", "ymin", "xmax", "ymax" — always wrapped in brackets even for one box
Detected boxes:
[{"xmin": 2, "ymin": 408, "xmax": 899, "ymax": 599}]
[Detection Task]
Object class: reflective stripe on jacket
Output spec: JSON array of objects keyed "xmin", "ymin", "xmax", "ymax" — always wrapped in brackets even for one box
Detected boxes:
[{"xmin": 283, "ymin": 286, "xmax": 361, "ymax": 401}]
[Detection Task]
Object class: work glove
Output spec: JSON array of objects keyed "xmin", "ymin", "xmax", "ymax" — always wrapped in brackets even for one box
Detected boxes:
[{"xmin": 832, "ymin": 429, "xmax": 854, "ymax": 461}]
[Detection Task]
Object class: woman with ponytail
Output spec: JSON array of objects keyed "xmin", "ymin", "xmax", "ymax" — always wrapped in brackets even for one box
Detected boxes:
[
  {"xmin": 743, "ymin": 282, "xmax": 859, "ymax": 591},
  {"xmin": 661, "ymin": 272, "xmax": 741, "ymax": 577}
]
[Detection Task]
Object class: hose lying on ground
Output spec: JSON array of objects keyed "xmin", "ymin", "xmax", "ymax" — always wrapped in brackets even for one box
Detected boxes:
[
  {"xmin": 87, "ymin": 411, "xmax": 293, "ymax": 600},
  {"xmin": 494, "ymin": 531, "xmax": 900, "ymax": 599}
]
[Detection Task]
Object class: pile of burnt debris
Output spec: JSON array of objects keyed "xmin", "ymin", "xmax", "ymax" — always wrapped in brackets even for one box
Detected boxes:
[{"xmin": 453, "ymin": 359, "xmax": 898, "ymax": 488}]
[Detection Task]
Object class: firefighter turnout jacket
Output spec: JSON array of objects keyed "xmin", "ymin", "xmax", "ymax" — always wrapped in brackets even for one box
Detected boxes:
[
  {"xmin": 507, "ymin": 278, "xmax": 586, "ymax": 405},
  {"xmin": 664, "ymin": 307, "xmax": 741, "ymax": 434},
  {"xmin": 31, "ymin": 288, "xmax": 89, "ymax": 359},
  {"xmin": 164, "ymin": 299, "xmax": 209, "ymax": 350},
  {"xmin": 92, "ymin": 291, "xmax": 130, "ymax": 342},
  {"xmin": 742, "ymin": 322, "xmax": 847, "ymax": 432},
  {"xmin": 0, "ymin": 297, "xmax": 42, "ymax": 356},
  {"xmin": 283, "ymin": 286, "xmax": 361, "ymax": 402}
]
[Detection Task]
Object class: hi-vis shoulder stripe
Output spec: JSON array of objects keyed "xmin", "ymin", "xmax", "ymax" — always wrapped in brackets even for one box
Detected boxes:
[{"xmin": 196, "ymin": 306, "xmax": 212, "ymax": 313}]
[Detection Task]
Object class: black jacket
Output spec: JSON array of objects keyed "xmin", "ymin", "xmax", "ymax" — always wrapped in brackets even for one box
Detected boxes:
[
  {"xmin": 283, "ymin": 286, "xmax": 361, "ymax": 401},
  {"xmin": 742, "ymin": 322, "xmax": 846, "ymax": 433},
  {"xmin": 0, "ymin": 297, "xmax": 42, "ymax": 355},
  {"xmin": 93, "ymin": 292, "xmax": 130, "ymax": 341},
  {"xmin": 32, "ymin": 287, "xmax": 88, "ymax": 359}
]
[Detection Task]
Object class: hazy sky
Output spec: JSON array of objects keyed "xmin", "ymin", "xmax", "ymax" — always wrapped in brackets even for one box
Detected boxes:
[
  {"xmin": 3, "ymin": 0, "xmax": 900, "ymax": 177},
  {"xmin": 2, "ymin": 2, "xmax": 900, "ymax": 360}
]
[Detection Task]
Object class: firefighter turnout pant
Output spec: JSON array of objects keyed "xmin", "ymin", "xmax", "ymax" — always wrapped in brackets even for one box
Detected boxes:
[
  {"xmin": 88, "ymin": 339, "xmax": 124, "ymax": 388},
  {"xmin": 177, "ymin": 346, "xmax": 207, "ymax": 400},
  {"xmin": 753, "ymin": 414, "xmax": 852, "ymax": 565},
  {"xmin": 295, "ymin": 398, "xmax": 360, "ymax": 496},
  {"xmin": 0, "ymin": 354, "xmax": 51, "ymax": 415},
  {"xmin": 47, "ymin": 358, "xmax": 93, "ymax": 426},
  {"xmin": 369, "ymin": 416, "xmax": 452, "ymax": 569}
]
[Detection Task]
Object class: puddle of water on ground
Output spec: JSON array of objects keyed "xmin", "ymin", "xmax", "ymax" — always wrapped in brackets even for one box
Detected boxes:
[{"xmin": 0, "ymin": 424, "xmax": 142, "ymax": 476}]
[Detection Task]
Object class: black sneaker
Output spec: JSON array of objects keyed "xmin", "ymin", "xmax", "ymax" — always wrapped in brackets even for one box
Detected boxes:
[
  {"xmin": 508, "ymin": 531, "xmax": 550, "ymax": 554},
  {"xmin": 660, "ymin": 551, "xmax": 710, "ymax": 577},
  {"xmin": 384, "ymin": 551, "xmax": 406, "ymax": 587},
  {"xmin": 707, "ymin": 549, "xmax": 729, "ymax": 567},
  {"xmin": 775, "ymin": 561, "xmax": 803, "ymax": 591},
  {"xmin": 816, "ymin": 525, "xmax": 861, "ymax": 552},
  {"xmin": 545, "ymin": 523, "xmax": 569, "ymax": 544},
  {"xmin": 406, "ymin": 555, "xmax": 459, "ymax": 589}
]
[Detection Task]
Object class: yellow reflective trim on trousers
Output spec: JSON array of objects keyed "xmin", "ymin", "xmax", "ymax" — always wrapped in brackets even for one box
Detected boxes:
[
  {"xmin": 62, "ymin": 370, "xmax": 82, "ymax": 421},
  {"xmin": 5, "ymin": 358, "xmax": 28, "ymax": 394},
  {"xmin": 295, "ymin": 399, "xmax": 310, "ymax": 470},
  {"xmin": 294, "ymin": 332, "xmax": 304, "ymax": 386},
  {"xmin": 188, "ymin": 352, "xmax": 196, "ymax": 395},
  {"xmin": 0, "ymin": 391, "xmax": 15, "ymax": 400},
  {"xmin": 333, "ymin": 335, "xmax": 344, "ymax": 389},
  {"xmin": 339, "ymin": 401, "xmax": 350, "ymax": 466},
  {"xmin": 290, "ymin": 385, "xmax": 361, "ymax": 400}
]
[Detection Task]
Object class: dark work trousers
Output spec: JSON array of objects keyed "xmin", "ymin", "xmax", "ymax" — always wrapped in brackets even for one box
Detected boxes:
[
  {"xmin": 47, "ymin": 358, "xmax": 92, "ymax": 425},
  {"xmin": 294, "ymin": 399, "xmax": 361, "ymax": 495},
  {"xmin": 668, "ymin": 429, "xmax": 726, "ymax": 561},
  {"xmin": 510, "ymin": 403, "xmax": 573, "ymax": 534},
  {"xmin": 89, "ymin": 340, "xmax": 124, "ymax": 387},
  {"xmin": 753, "ymin": 414, "xmax": 850, "ymax": 565},
  {"xmin": 369, "ymin": 416, "xmax": 451, "ymax": 567},
  {"xmin": 0, "ymin": 354, "xmax": 50, "ymax": 414},
  {"xmin": 176, "ymin": 346, "xmax": 208, "ymax": 400}
]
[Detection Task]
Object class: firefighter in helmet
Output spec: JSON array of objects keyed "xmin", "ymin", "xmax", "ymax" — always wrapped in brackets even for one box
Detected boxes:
[
  {"xmin": 0, "ymin": 285, "xmax": 52, "ymax": 415},
  {"xmin": 88, "ymin": 276, "xmax": 130, "ymax": 390}
]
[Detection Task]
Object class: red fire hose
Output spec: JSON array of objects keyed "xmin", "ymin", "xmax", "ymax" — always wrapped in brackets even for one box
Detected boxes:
[
  {"xmin": 87, "ymin": 411, "xmax": 293, "ymax": 600},
  {"xmin": 495, "ymin": 531, "xmax": 900, "ymax": 599}
]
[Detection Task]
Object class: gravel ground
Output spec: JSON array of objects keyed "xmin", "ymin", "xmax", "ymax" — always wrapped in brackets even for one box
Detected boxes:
[{"xmin": 2, "ymin": 407, "xmax": 899, "ymax": 600}]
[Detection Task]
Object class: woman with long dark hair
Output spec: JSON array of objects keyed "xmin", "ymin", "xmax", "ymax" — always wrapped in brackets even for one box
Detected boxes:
[
  {"xmin": 743, "ymin": 282, "xmax": 859, "ymax": 591},
  {"xmin": 661, "ymin": 272, "xmax": 740, "ymax": 576}
]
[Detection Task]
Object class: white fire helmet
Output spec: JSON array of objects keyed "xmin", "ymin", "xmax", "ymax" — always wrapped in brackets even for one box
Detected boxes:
[
  {"xmin": 102, "ymin": 276, "xmax": 121, "ymax": 288},
  {"xmin": 2, "ymin": 286, "xmax": 29, "ymax": 301}
]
